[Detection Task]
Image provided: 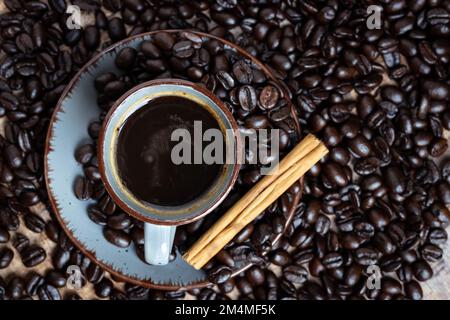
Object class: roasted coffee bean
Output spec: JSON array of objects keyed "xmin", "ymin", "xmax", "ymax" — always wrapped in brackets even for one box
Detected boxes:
[
  {"xmin": 272, "ymin": 215, "xmax": 286, "ymax": 234},
  {"xmin": 26, "ymin": 272, "xmax": 45, "ymax": 296},
  {"xmin": 0, "ymin": 165, "xmax": 15, "ymax": 185},
  {"xmin": 361, "ymin": 175, "xmax": 383, "ymax": 192},
  {"xmin": 401, "ymin": 250, "xmax": 418, "ymax": 264},
  {"xmin": 52, "ymin": 248, "xmax": 70, "ymax": 270},
  {"xmin": 75, "ymin": 144, "xmax": 95, "ymax": 164},
  {"xmin": 38, "ymin": 284, "xmax": 61, "ymax": 300},
  {"xmin": 248, "ymin": 251, "xmax": 269, "ymax": 268},
  {"xmin": 74, "ymin": 176, "xmax": 92, "ymax": 201},
  {"xmin": 124, "ymin": 0, "xmax": 145, "ymax": 12},
  {"xmin": 126, "ymin": 284, "xmax": 149, "ymax": 300},
  {"xmin": 154, "ymin": 32, "xmax": 175, "ymax": 51},
  {"xmin": 130, "ymin": 227, "xmax": 144, "ymax": 246},
  {"xmin": 329, "ymin": 147, "xmax": 350, "ymax": 165},
  {"xmin": 381, "ymin": 86, "xmax": 404, "ymax": 104},
  {"xmin": 84, "ymin": 26, "xmax": 100, "ymax": 50},
  {"xmin": 107, "ymin": 212, "xmax": 133, "ymax": 230},
  {"xmin": 283, "ymin": 265, "xmax": 308, "ymax": 284},
  {"xmin": 344, "ymin": 264, "xmax": 363, "ymax": 287},
  {"xmin": 65, "ymin": 30, "xmax": 82, "ymax": 46},
  {"xmin": 322, "ymin": 252, "xmax": 344, "ymax": 269},
  {"xmin": 303, "ymin": 281, "xmax": 326, "ymax": 300},
  {"xmin": 259, "ymin": 85, "xmax": 279, "ymax": 110},
  {"xmin": 86, "ymin": 263, "xmax": 105, "ymax": 284},
  {"xmin": 373, "ymin": 232, "xmax": 396, "ymax": 255},
  {"xmin": 110, "ymin": 290, "xmax": 127, "ymax": 300},
  {"xmin": 236, "ymin": 277, "xmax": 253, "ymax": 296},
  {"xmin": 253, "ymin": 285, "xmax": 268, "ymax": 300},
  {"xmin": 405, "ymin": 281, "xmax": 423, "ymax": 300},
  {"xmin": 246, "ymin": 115, "xmax": 270, "ymax": 130},
  {"xmin": 414, "ymin": 131, "xmax": 433, "ymax": 147},
  {"xmin": 103, "ymin": 227, "xmax": 131, "ymax": 248},
  {"xmin": 437, "ymin": 182, "xmax": 450, "ymax": 204},
  {"xmin": 270, "ymin": 248, "xmax": 292, "ymax": 266},
  {"xmin": 165, "ymin": 290, "xmax": 186, "ymax": 300},
  {"xmin": 347, "ymin": 135, "xmax": 372, "ymax": 157},
  {"xmin": 0, "ymin": 248, "xmax": 14, "ymax": 269},
  {"xmin": 412, "ymin": 259, "xmax": 433, "ymax": 282},
  {"xmin": 293, "ymin": 248, "xmax": 315, "ymax": 265},
  {"xmin": 315, "ymin": 214, "xmax": 331, "ymax": 236},
  {"xmin": 269, "ymin": 105, "xmax": 291, "ymax": 122},
  {"xmin": 21, "ymin": 245, "xmax": 46, "ymax": 267},
  {"xmin": 197, "ymin": 288, "xmax": 217, "ymax": 300},
  {"xmin": 16, "ymin": 33, "xmax": 34, "ymax": 54},
  {"xmin": 58, "ymin": 232, "xmax": 74, "ymax": 252},
  {"xmin": 442, "ymin": 160, "xmax": 450, "ymax": 182},
  {"xmin": 115, "ymin": 47, "xmax": 137, "ymax": 70},
  {"xmin": 208, "ymin": 266, "xmax": 232, "ymax": 284},
  {"xmin": 211, "ymin": 11, "xmax": 238, "ymax": 28},
  {"xmin": 381, "ymin": 277, "xmax": 402, "ymax": 296},
  {"xmin": 88, "ymin": 121, "xmax": 102, "ymax": 139},
  {"xmin": 238, "ymin": 85, "xmax": 257, "ymax": 111},
  {"xmin": 95, "ymin": 278, "xmax": 113, "ymax": 298},
  {"xmin": 98, "ymin": 195, "xmax": 117, "ymax": 215},
  {"xmin": 140, "ymin": 41, "xmax": 161, "ymax": 59},
  {"xmin": 323, "ymin": 162, "xmax": 349, "ymax": 187},
  {"xmin": 88, "ymin": 207, "xmax": 107, "ymax": 226},
  {"xmin": 192, "ymin": 48, "xmax": 210, "ymax": 67},
  {"xmin": 290, "ymin": 227, "xmax": 314, "ymax": 248},
  {"xmin": 173, "ymin": 40, "xmax": 194, "ymax": 59},
  {"xmin": 420, "ymin": 244, "xmax": 443, "ymax": 263},
  {"xmin": 0, "ymin": 92, "xmax": 19, "ymax": 111},
  {"xmin": 367, "ymin": 208, "xmax": 391, "ymax": 230},
  {"xmin": 215, "ymin": 250, "xmax": 235, "ymax": 268},
  {"xmin": 383, "ymin": 165, "xmax": 406, "ymax": 194},
  {"xmin": 216, "ymin": 71, "xmax": 235, "ymax": 90},
  {"xmin": 354, "ymin": 157, "xmax": 380, "ymax": 175},
  {"xmin": 322, "ymin": 126, "xmax": 342, "ymax": 147},
  {"xmin": 427, "ymin": 228, "xmax": 447, "ymax": 246},
  {"xmin": 246, "ymin": 266, "xmax": 265, "ymax": 286},
  {"xmin": 422, "ymin": 80, "xmax": 449, "ymax": 100},
  {"xmin": 4, "ymin": 144, "xmax": 23, "ymax": 168},
  {"xmin": 355, "ymin": 248, "xmax": 378, "ymax": 266},
  {"xmin": 429, "ymin": 138, "xmax": 448, "ymax": 157},
  {"xmin": 271, "ymin": 53, "xmax": 292, "ymax": 72},
  {"xmin": 251, "ymin": 223, "xmax": 272, "ymax": 247},
  {"xmin": 13, "ymin": 233, "xmax": 30, "ymax": 252},
  {"xmin": 7, "ymin": 277, "xmax": 25, "ymax": 299},
  {"xmin": 84, "ymin": 166, "xmax": 101, "ymax": 181},
  {"xmin": 46, "ymin": 270, "xmax": 67, "ymax": 288},
  {"xmin": 0, "ymin": 227, "xmax": 10, "ymax": 243},
  {"xmin": 108, "ymin": 18, "xmax": 126, "ymax": 41},
  {"xmin": 24, "ymin": 213, "xmax": 45, "ymax": 233},
  {"xmin": 233, "ymin": 61, "xmax": 253, "ymax": 84}
]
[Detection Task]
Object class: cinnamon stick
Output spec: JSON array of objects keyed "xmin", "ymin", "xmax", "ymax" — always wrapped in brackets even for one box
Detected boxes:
[
  {"xmin": 183, "ymin": 134, "xmax": 320, "ymax": 261},
  {"xmin": 183, "ymin": 134, "xmax": 328, "ymax": 269}
]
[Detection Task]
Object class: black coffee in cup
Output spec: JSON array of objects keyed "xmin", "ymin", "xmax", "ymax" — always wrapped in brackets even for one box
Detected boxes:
[{"xmin": 116, "ymin": 95, "xmax": 223, "ymax": 206}]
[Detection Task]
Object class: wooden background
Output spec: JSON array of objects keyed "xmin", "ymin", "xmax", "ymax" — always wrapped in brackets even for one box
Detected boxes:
[{"xmin": 0, "ymin": 1, "xmax": 449, "ymax": 300}]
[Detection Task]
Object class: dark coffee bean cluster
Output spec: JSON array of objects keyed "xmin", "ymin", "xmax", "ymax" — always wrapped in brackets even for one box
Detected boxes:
[
  {"xmin": 77, "ymin": 30, "xmax": 300, "ymax": 277},
  {"xmin": 0, "ymin": 0, "xmax": 449, "ymax": 300}
]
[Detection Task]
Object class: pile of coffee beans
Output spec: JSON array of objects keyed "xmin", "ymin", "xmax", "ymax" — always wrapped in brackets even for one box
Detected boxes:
[{"xmin": 0, "ymin": 0, "xmax": 449, "ymax": 300}]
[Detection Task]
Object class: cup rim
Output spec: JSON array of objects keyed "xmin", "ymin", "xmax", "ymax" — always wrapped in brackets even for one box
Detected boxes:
[{"xmin": 98, "ymin": 78, "xmax": 242, "ymax": 226}]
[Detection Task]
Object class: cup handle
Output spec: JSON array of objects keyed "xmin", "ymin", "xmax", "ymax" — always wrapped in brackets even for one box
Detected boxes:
[{"xmin": 144, "ymin": 223, "xmax": 176, "ymax": 265}]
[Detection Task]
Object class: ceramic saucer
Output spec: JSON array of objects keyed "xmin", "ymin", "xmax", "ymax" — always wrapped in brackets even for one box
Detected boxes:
[{"xmin": 44, "ymin": 30, "xmax": 302, "ymax": 290}]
